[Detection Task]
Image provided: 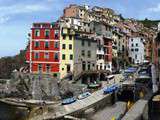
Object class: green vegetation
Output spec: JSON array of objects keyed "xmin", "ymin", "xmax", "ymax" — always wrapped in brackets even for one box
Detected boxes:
[
  {"xmin": 138, "ymin": 18, "xmax": 160, "ymax": 28},
  {"xmin": 0, "ymin": 50, "xmax": 26, "ymax": 79}
]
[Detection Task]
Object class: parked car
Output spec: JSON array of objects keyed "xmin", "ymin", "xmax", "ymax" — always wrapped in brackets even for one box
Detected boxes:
[
  {"xmin": 62, "ymin": 97, "xmax": 76, "ymax": 105},
  {"xmin": 78, "ymin": 92, "xmax": 91, "ymax": 100}
]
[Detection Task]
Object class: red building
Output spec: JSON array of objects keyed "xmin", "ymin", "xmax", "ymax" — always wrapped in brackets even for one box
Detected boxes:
[
  {"xmin": 26, "ymin": 22, "xmax": 60, "ymax": 77},
  {"xmin": 104, "ymin": 37, "xmax": 112, "ymax": 71}
]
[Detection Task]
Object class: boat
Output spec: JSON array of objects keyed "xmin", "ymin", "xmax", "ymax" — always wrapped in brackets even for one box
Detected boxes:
[
  {"xmin": 103, "ymin": 84, "xmax": 118, "ymax": 94},
  {"xmin": 62, "ymin": 97, "xmax": 76, "ymax": 105},
  {"xmin": 78, "ymin": 92, "xmax": 91, "ymax": 100}
]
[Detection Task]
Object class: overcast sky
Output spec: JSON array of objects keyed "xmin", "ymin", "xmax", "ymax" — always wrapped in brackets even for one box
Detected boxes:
[{"xmin": 0, "ymin": 0, "xmax": 160, "ymax": 57}]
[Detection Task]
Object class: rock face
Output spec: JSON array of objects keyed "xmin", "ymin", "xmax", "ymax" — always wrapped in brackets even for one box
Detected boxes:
[
  {"xmin": 31, "ymin": 74, "xmax": 60, "ymax": 100},
  {"xmin": 59, "ymin": 80, "xmax": 86, "ymax": 99},
  {"xmin": 1, "ymin": 72, "xmax": 61, "ymax": 100},
  {"xmin": 0, "ymin": 71, "xmax": 86, "ymax": 100}
]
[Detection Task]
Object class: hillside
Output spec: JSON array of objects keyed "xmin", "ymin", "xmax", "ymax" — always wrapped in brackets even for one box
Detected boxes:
[
  {"xmin": 138, "ymin": 19, "xmax": 160, "ymax": 29},
  {"xmin": 0, "ymin": 50, "xmax": 27, "ymax": 79}
]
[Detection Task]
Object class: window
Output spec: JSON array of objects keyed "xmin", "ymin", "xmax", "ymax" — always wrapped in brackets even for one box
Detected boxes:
[
  {"xmin": 62, "ymin": 54, "xmax": 65, "ymax": 60},
  {"xmin": 88, "ymin": 51, "xmax": 91, "ymax": 58},
  {"xmin": 131, "ymin": 43, "xmax": 134, "ymax": 47},
  {"xmin": 81, "ymin": 40, "xmax": 85, "ymax": 46},
  {"xmin": 81, "ymin": 50, "xmax": 85, "ymax": 56},
  {"xmin": 35, "ymin": 52, "xmax": 39, "ymax": 59},
  {"xmin": 34, "ymin": 41, "xmax": 39, "ymax": 48},
  {"xmin": 136, "ymin": 43, "xmax": 138, "ymax": 47},
  {"xmin": 54, "ymin": 53, "xmax": 59, "ymax": 60},
  {"xmin": 131, "ymin": 39, "xmax": 133, "ymax": 42},
  {"xmin": 35, "ymin": 29, "xmax": 40, "ymax": 37},
  {"xmin": 135, "ymin": 54, "xmax": 137, "ymax": 59},
  {"xmin": 44, "ymin": 52, "xmax": 49, "ymax": 59},
  {"xmin": 88, "ymin": 63, "xmax": 91, "ymax": 70},
  {"xmin": 62, "ymin": 68, "xmax": 64, "ymax": 70},
  {"xmin": 46, "ymin": 64, "xmax": 50, "ymax": 73},
  {"xmin": 88, "ymin": 41, "xmax": 91, "ymax": 46},
  {"xmin": 62, "ymin": 44, "xmax": 66, "ymax": 49},
  {"xmin": 108, "ymin": 65, "xmax": 110, "ymax": 68},
  {"xmin": 69, "ymin": 44, "xmax": 72, "ymax": 50},
  {"xmin": 45, "ymin": 29, "xmax": 50, "ymax": 37},
  {"xmin": 69, "ymin": 35, "xmax": 72, "ymax": 40},
  {"xmin": 45, "ymin": 41, "xmax": 49, "ymax": 48},
  {"xmin": 54, "ymin": 30, "xmax": 59, "ymax": 39},
  {"xmin": 135, "ymin": 48, "xmax": 139, "ymax": 52},
  {"xmin": 38, "ymin": 64, "xmax": 42, "ymax": 72},
  {"xmin": 131, "ymin": 49, "xmax": 134, "ymax": 52},
  {"xmin": 54, "ymin": 41, "xmax": 59, "ymax": 48},
  {"xmin": 63, "ymin": 35, "xmax": 66, "ymax": 39},
  {"xmin": 70, "ymin": 54, "xmax": 73, "ymax": 60}
]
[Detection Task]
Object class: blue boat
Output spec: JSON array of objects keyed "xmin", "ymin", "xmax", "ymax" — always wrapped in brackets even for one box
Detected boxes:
[
  {"xmin": 124, "ymin": 67, "xmax": 137, "ymax": 73},
  {"xmin": 62, "ymin": 97, "xmax": 76, "ymax": 105},
  {"xmin": 103, "ymin": 84, "xmax": 118, "ymax": 94}
]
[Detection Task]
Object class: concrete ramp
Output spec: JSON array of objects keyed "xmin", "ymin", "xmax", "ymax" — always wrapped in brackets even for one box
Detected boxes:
[{"xmin": 122, "ymin": 100, "xmax": 148, "ymax": 120}]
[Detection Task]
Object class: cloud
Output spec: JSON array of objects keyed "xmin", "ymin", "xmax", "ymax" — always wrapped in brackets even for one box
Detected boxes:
[
  {"xmin": 148, "ymin": 3, "xmax": 160, "ymax": 12},
  {"xmin": 0, "ymin": 2, "xmax": 53, "ymax": 24}
]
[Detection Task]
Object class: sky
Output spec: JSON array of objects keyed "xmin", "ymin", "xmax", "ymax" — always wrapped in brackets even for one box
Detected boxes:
[{"xmin": 0, "ymin": 0, "xmax": 160, "ymax": 57}]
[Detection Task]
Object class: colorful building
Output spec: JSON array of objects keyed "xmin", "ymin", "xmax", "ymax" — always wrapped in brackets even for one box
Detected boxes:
[
  {"xmin": 128, "ymin": 37, "xmax": 145, "ymax": 64},
  {"xmin": 60, "ymin": 25, "xmax": 75, "ymax": 79},
  {"xmin": 90, "ymin": 21, "xmax": 113, "ymax": 71},
  {"xmin": 26, "ymin": 22, "xmax": 60, "ymax": 77}
]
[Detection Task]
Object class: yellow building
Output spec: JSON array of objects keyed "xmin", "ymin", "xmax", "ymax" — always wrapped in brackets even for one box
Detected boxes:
[{"xmin": 60, "ymin": 26, "xmax": 75, "ymax": 79}]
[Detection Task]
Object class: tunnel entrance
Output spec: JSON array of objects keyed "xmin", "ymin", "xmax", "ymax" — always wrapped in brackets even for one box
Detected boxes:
[{"xmin": 117, "ymin": 90, "xmax": 134, "ymax": 102}]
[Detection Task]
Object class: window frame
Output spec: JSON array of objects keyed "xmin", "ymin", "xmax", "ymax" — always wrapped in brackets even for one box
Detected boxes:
[
  {"xmin": 70, "ymin": 54, "xmax": 73, "ymax": 60},
  {"xmin": 34, "ymin": 52, "xmax": 39, "ymax": 59},
  {"xmin": 62, "ymin": 54, "xmax": 66, "ymax": 60},
  {"xmin": 34, "ymin": 41, "xmax": 40, "ymax": 48},
  {"xmin": 69, "ymin": 44, "xmax": 72, "ymax": 50},
  {"xmin": 35, "ymin": 29, "xmax": 40, "ymax": 37},
  {"xmin": 54, "ymin": 52, "xmax": 59, "ymax": 60},
  {"xmin": 62, "ymin": 44, "xmax": 66, "ymax": 49},
  {"xmin": 45, "ymin": 41, "xmax": 49, "ymax": 48},
  {"xmin": 54, "ymin": 41, "xmax": 59, "ymax": 48},
  {"xmin": 45, "ymin": 29, "xmax": 50, "ymax": 37},
  {"xmin": 44, "ymin": 52, "xmax": 49, "ymax": 59}
]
